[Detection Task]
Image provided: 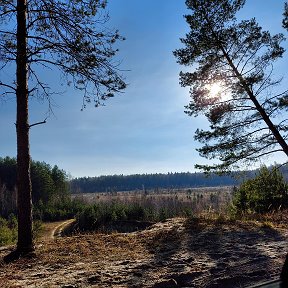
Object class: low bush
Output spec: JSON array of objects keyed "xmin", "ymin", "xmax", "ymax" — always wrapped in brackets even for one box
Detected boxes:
[
  {"xmin": 76, "ymin": 202, "xmax": 148, "ymax": 231},
  {"xmin": 0, "ymin": 214, "xmax": 45, "ymax": 247},
  {"xmin": 76, "ymin": 201, "xmax": 193, "ymax": 231},
  {"xmin": 232, "ymin": 165, "xmax": 288, "ymax": 214},
  {"xmin": 33, "ymin": 198, "xmax": 86, "ymax": 222},
  {"xmin": 0, "ymin": 215, "xmax": 17, "ymax": 246}
]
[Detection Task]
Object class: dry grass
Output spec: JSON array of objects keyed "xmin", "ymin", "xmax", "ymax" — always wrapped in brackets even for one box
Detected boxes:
[
  {"xmin": 73, "ymin": 186, "xmax": 234, "ymax": 218},
  {"xmin": 38, "ymin": 232, "xmax": 144, "ymax": 265},
  {"xmin": 0, "ymin": 230, "xmax": 150, "ymax": 288}
]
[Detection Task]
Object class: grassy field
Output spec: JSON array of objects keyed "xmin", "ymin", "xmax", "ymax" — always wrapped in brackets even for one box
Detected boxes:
[{"xmin": 72, "ymin": 186, "xmax": 234, "ymax": 217}]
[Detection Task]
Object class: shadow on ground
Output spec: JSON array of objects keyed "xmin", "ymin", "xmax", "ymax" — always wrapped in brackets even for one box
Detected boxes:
[{"xmin": 128, "ymin": 218, "xmax": 287, "ymax": 287}]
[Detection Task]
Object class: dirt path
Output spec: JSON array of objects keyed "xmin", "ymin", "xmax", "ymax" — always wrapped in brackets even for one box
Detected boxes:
[
  {"xmin": 0, "ymin": 219, "xmax": 75, "ymax": 254},
  {"xmin": 39, "ymin": 219, "xmax": 75, "ymax": 241}
]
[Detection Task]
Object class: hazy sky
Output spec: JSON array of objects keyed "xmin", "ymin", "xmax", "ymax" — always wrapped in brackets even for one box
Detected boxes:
[{"xmin": 0, "ymin": 0, "xmax": 287, "ymax": 177}]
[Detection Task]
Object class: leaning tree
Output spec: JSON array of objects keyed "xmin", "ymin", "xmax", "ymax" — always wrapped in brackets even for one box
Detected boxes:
[
  {"xmin": 174, "ymin": 0, "xmax": 288, "ymax": 173},
  {"xmin": 0, "ymin": 0, "xmax": 126, "ymax": 259},
  {"xmin": 174, "ymin": 0, "xmax": 288, "ymax": 282}
]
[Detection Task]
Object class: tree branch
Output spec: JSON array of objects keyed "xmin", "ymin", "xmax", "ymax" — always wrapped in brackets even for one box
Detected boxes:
[{"xmin": 29, "ymin": 118, "xmax": 47, "ymax": 128}]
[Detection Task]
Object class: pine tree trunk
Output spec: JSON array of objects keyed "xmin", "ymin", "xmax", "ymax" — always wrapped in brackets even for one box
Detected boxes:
[{"xmin": 16, "ymin": 0, "xmax": 34, "ymax": 254}]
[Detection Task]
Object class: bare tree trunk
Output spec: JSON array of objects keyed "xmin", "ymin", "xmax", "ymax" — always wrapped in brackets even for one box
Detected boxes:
[{"xmin": 15, "ymin": 0, "xmax": 34, "ymax": 254}]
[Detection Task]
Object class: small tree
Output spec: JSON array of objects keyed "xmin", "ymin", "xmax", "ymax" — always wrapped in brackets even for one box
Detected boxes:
[
  {"xmin": 1, "ymin": 0, "xmax": 126, "ymax": 259},
  {"xmin": 174, "ymin": 0, "xmax": 288, "ymax": 173},
  {"xmin": 233, "ymin": 165, "xmax": 288, "ymax": 214}
]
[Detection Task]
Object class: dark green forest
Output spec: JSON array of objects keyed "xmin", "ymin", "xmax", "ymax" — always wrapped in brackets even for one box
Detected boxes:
[
  {"xmin": 70, "ymin": 172, "xmax": 240, "ymax": 193},
  {"xmin": 71, "ymin": 167, "xmax": 288, "ymax": 193},
  {"xmin": 0, "ymin": 157, "xmax": 74, "ymax": 220}
]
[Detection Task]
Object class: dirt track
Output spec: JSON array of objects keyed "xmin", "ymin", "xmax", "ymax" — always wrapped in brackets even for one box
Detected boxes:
[{"xmin": 39, "ymin": 219, "xmax": 76, "ymax": 240}]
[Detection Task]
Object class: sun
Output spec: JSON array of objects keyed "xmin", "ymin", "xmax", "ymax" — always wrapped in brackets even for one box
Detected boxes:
[
  {"xmin": 206, "ymin": 82, "xmax": 231, "ymax": 101},
  {"xmin": 209, "ymin": 83, "xmax": 222, "ymax": 98}
]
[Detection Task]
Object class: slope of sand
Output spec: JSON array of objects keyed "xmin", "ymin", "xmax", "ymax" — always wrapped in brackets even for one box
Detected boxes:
[{"xmin": 0, "ymin": 218, "xmax": 287, "ymax": 287}]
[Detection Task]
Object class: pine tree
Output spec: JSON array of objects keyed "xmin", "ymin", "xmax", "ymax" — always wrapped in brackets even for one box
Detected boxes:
[
  {"xmin": 174, "ymin": 0, "xmax": 288, "ymax": 173},
  {"xmin": 0, "ymin": 0, "xmax": 126, "ymax": 260}
]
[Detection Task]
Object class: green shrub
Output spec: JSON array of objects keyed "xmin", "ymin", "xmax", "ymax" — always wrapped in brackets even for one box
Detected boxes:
[
  {"xmin": 34, "ymin": 198, "xmax": 86, "ymax": 222},
  {"xmin": 0, "ymin": 226, "xmax": 14, "ymax": 246},
  {"xmin": 76, "ymin": 202, "xmax": 162, "ymax": 231},
  {"xmin": 125, "ymin": 204, "xmax": 146, "ymax": 220},
  {"xmin": 233, "ymin": 165, "xmax": 288, "ymax": 214},
  {"xmin": 75, "ymin": 199, "xmax": 197, "ymax": 232},
  {"xmin": 0, "ymin": 216, "xmax": 17, "ymax": 246},
  {"xmin": 0, "ymin": 215, "xmax": 44, "ymax": 246}
]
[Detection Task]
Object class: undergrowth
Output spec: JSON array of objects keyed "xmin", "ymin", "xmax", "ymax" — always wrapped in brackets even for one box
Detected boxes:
[
  {"xmin": 0, "ymin": 215, "xmax": 17, "ymax": 246},
  {"xmin": 75, "ymin": 201, "xmax": 193, "ymax": 232},
  {"xmin": 0, "ymin": 215, "xmax": 44, "ymax": 247}
]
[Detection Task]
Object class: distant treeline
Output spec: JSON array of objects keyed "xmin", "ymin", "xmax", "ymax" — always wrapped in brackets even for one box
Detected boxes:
[
  {"xmin": 70, "ymin": 172, "xmax": 243, "ymax": 193},
  {"xmin": 71, "ymin": 165, "xmax": 288, "ymax": 194},
  {"xmin": 1, "ymin": 154, "xmax": 288, "ymax": 197}
]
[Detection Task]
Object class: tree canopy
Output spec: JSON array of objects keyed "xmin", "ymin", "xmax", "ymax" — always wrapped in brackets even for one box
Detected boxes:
[
  {"xmin": 0, "ymin": 0, "xmax": 126, "ymax": 109},
  {"xmin": 71, "ymin": 172, "xmax": 239, "ymax": 193},
  {"xmin": 174, "ymin": 0, "xmax": 288, "ymax": 173}
]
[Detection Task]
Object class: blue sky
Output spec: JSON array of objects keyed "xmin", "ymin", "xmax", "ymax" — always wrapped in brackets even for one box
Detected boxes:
[{"xmin": 0, "ymin": 0, "xmax": 287, "ymax": 177}]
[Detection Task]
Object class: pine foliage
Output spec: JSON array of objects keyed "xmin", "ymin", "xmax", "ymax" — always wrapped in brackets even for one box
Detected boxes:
[
  {"xmin": 233, "ymin": 165, "xmax": 288, "ymax": 213},
  {"xmin": 174, "ymin": 0, "xmax": 288, "ymax": 173},
  {"xmin": 0, "ymin": 0, "xmax": 126, "ymax": 108}
]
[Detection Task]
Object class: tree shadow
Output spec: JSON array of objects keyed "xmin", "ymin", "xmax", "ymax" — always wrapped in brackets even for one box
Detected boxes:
[
  {"xmin": 3, "ymin": 248, "xmax": 36, "ymax": 264},
  {"xmin": 128, "ymin": 219, "xmax": 287, "ymax": 287}
]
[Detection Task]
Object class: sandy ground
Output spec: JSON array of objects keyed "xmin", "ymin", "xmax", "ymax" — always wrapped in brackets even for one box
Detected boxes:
[{"xmin": 0, "ymin": 218, "xmax": 287, "ymax": 287}]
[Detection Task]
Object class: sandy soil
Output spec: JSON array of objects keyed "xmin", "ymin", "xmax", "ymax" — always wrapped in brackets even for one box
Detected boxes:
[{"xmin": 0, "ymin": 217, "xmax": 287, "ymax": 287}]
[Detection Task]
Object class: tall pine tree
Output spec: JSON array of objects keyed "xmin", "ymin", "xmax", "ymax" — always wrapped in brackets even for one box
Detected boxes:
[
  {"xmin": 174, "ymin": 0, "xmax": 288, "ymax": 173},
  {"xmin": 0, "ymin": 0, "xmax": 126, "ymax": 260}
]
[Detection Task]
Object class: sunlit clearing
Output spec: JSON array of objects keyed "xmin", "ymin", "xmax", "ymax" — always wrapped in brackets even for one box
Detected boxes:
[{"xmin": 206, "ymin": 82, "xmax": 231, "ymax": 102}]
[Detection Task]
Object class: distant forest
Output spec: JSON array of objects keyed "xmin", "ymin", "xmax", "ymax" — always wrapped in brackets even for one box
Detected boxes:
[
  {"xmin": 1, "ymin": 156, "xmax": 288, "ymax": 195},
  {"xmin": 70, "ymin": 166, "xmax": 288, "ymax": 194},
  {"xmin": 71, "ymin": 172, "xmax": 242, "ymax": 194}
]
